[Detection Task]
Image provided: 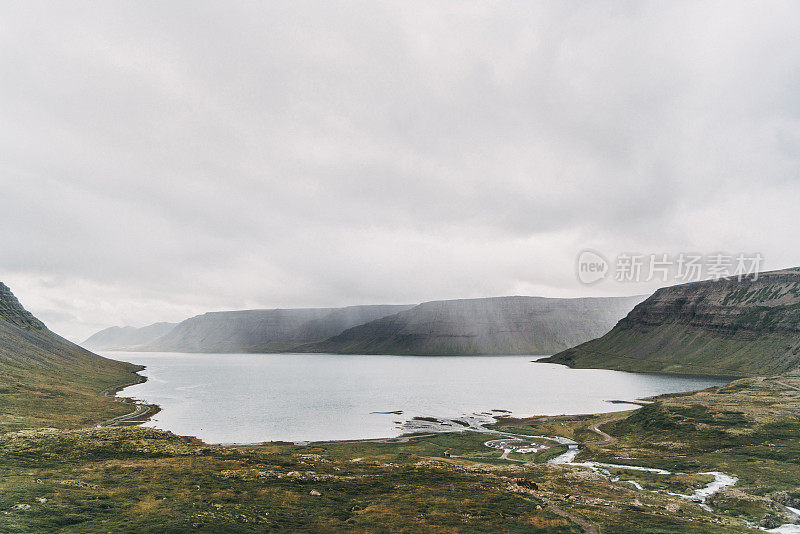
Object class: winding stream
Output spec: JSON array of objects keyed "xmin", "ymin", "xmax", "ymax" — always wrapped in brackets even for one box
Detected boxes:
[{"xmin": 416, "ymin": 416, "xmax": 798, "ymax": 531}]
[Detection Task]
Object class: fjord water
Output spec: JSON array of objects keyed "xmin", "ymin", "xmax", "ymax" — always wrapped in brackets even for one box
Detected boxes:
[{"xmin": 108, "ymin": 352, "xmax": 727, "ymax": 444}]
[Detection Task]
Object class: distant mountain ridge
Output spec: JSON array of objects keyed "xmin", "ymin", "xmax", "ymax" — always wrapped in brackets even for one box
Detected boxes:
[
  {"xmin": 85, "ymin": 296, "xmax": 644, "ymax": 355},
  {"xmin": 82, "ymin": 322, "xmax": 177, "ymax": 351},
  {"xmin": 300, "ymin": 295, "xmax": 646, "ymax": 355},
  {"xmin": 541, "ymin": 268, "xmax": 800, "ymax": 376},
  {"xmin": 92, "ymin": 295, "xmax": 644, "ymax": 355},
  {"xmin": 139, "ymin": 304, "xmax": 416, "ymax": 353}
]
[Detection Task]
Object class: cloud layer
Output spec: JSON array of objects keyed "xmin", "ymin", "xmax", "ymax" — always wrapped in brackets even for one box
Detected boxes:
[{"xmin": 1, "ymin": 1, "xmax": 799, "ymax": 340}]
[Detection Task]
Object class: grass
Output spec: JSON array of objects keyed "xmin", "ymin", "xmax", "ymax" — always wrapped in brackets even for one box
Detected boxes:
[
  {"xmin": 0, "ymin": 426, "xmax": 749, "ymax": 533},
  {"xmin": 0, "ymin": 365, "xmax": 141, "ymax": 432},
  {"xmin": 543, "ymin": 275, "xmax": 800, "ymax": 377},
  {"xmin": 4, "ymin": 359, "xmax": 800, "ymax": 531},
  {"xmin": 0, "ymin": 427, "xmax": 581, "ymax": 533}
]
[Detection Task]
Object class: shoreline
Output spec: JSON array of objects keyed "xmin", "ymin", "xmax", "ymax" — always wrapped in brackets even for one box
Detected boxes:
[
  {"xmin": 106, "ymin": 349, "xmax": 744, "ymax": 378},
  {"xmin": 103, "ymin": 371, "xmax": 727, "ymax": 447},
  {"xmin": 98, "ymin": 367, "xmax": 161, "ymax": 427},
  {"xmin": 70, "ymin": 374, "xmax": 800, "ymax": 530}
]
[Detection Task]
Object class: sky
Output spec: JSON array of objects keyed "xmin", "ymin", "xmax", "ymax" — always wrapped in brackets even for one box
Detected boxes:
[{"xmin": 1, "ymin": 1, "xmax": 799, "ymax": 341}]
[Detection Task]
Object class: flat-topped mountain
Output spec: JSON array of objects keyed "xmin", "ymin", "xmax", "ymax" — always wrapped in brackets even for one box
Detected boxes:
[
  {"xmin": 141, "ymin": 304, "xmax": 416, "ymax": 353},
  {"xmin": 0, "ymin": 282, "xmax": 141, "ymax": 431},
  {"xmin": 301, "ymin": 295, "xmax": 646, "ymax": 355},
  {"xmin": 82, "ymin": 322, "xmax": 177, "ymax": 351},
  {"xmin": 541, "ymin": 268, "xmax": 800, "ymax": 376}
]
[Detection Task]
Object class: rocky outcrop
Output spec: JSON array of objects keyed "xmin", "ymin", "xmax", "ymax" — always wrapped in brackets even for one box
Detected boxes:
[
  {"xmin": 541, "ymin": 268, "xmax": 800, "ymax": 375},
  {"xmin": 82, "ymin": 322, "xmax": 177, "ymax": 351},
  {"xmin": 0, "ymin": 282, "xmax": 45, "ymax": 331},
  {"xmin": 613, "ymin": 268, "xmax": 800, "ymax": 337},
  {"xmin": 300, "ymin": 295, "xmax": 645, "ymax": 355}
]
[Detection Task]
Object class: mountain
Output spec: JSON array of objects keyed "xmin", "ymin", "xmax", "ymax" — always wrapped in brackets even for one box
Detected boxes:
[
  {"xmin": 82, "ymin": 322, "xmax": 177, "ymax": 351},
  {"xmin": 0, "ymin": 282, "xmax": 141, "ymax": 431},
  {"xmin": 141, "ymin": 304, "xmax": 416, "ymax": 353},
  {"xmin": 541, "ymin": 268, "xmax": 800, "ymax": 376},
  {"xmin": 300, "ymin": 295, "xmax": 646, "ymax": 355}
]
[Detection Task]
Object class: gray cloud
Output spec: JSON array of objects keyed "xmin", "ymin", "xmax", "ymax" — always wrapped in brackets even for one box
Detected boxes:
[{"xmin": 1, "ymin": 1, "xmax": 799, "ymax": 340}]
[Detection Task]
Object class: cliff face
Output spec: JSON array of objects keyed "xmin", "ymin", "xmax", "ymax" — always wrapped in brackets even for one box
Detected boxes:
[
  {"xmin": 541, "ymin": 268, "xmax": 800, "ymax": 376},
  {"xmin": 82, "ymin": 322, "xmax": 177, "ymax": 351},
  {"xmin": 301, "ymin": 295, "xmax": 645, "ymax": 355},
  {"xmin": 141, "ymin": 304, "xmax": 416, "ymax": 353},
  {"xmin": 616, "ymin": 269, "xmax": 800, "ymax": 337}
]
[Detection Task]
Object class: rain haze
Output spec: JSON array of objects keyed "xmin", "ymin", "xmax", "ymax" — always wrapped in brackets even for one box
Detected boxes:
[{"xmin": 1, "ymin": 1, "xmax": 799, "ymax": 341}]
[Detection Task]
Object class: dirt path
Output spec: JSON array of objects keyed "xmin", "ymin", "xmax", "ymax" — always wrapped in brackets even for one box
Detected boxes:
[
  {"xmin": 357, "ymin": 433, "xmax": 438, "ymax": 444},
  {"xmin": 98, "ymin": 379, "xmax": 157, "ymax": 427},
  {"xmin": 103, "ymin": 403, "xmax": 156, "ymax": 426},
  {"xmin": 495, "ymin": 448, "xmax": 526, "ymax": 462},
  {"xmin": 586, "ymin": 415, "xmax": 627, "ymax": 445},
  {"xmin": 540, "ymin": 497, "xmax": 598, "ymax": 534},
  {"xmin": 774, "ymin": 379, "xmax": 800, "ymax": 392}
]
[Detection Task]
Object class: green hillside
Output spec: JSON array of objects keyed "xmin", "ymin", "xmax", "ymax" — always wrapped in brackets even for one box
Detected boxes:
[
  {"xmin": 542, "ymin": 268, "xmax": 800, "ymax": 376},
  {"xmin": 0, "ymin": 282, "xmax": 142, "ymax": 431}
]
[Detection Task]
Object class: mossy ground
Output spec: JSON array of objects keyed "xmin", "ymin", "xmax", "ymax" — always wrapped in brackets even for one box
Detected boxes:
[
  {"xmin": 3, "ymin": 373, "xmax": 800, "ymax": 532},
  {"xmin": 0, "ymin": 426, "xmax": 746, "ymax": 533}
]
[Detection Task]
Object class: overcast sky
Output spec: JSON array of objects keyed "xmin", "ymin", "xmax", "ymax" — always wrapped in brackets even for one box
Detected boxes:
[{"xmin": 1, "ymin": 1, "xmax": 799, "ymax": 341}]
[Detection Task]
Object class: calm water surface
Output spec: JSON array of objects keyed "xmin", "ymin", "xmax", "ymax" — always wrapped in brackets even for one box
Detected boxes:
[{"xmin": 107, "ymin": 352, "xmax": 727, "ymax": 444}]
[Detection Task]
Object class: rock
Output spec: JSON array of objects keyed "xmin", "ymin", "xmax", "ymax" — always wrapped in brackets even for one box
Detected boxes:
[
  {"xmin": 760, "ymin": 514, "xmax": 780, "ymax": 529},
  {"xmin": 309, "ymin": 490, "xmax": 321, "ymax": 496},
  {"xmin": 565, "ymin": 469, "xmax": 605, "ymax": 482},
  {"xmin": 13, "ymin": 504, "xmax": 31, "ymax": 511},
  {"xmin": 771, "ymin": 491, "xmax": 800, "ymax": 508}
]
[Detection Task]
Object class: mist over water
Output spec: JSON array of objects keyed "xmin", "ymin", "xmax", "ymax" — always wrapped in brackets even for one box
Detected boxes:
[{"xmin": 109, "ymin": 352, "xmax": 727, "ymax": 444}]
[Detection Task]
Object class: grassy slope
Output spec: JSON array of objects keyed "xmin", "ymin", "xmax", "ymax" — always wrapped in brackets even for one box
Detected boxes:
[
  {"xmin": 581, "ymin": 377, "xmax": 800, "ymax": 521},
  {"xmin": 544, "ymin": 322, "xmax": 799, "ymax": 376},
  {"xmin": 0, "ymin": 360, "xmax": 141, "ymax": 432},
  {"xmin": 0, "ymin": 282, "xmax": 143, "ymax": 432},
  {"xmin": 543, "ymin": 270, "xmax": 800, "ymax": 376}
]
